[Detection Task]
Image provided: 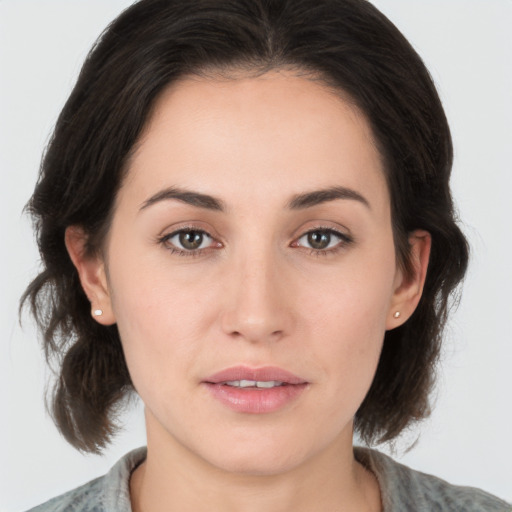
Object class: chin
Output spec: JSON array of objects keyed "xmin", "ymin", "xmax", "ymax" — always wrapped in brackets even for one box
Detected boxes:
[
  {"xmin": 208, "ymin": 448, "xmax": 308, "ymax": 477},
  {"xmin": 191, "ymin": 425, "xmax": 326, "ymax": 477}
]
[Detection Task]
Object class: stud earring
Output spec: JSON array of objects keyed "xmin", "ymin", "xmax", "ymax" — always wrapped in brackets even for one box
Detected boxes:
[
  {"xmin": 93, "ymin": 309, "xmax": 103, "ymax": 317},
  {"xmin": 393, "ymin": 311, "xmax": 401, "ymax": 318}
]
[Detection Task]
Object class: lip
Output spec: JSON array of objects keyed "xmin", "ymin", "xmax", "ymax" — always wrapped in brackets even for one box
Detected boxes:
[
  {"xmin": 205, "ymin": 365, "xmax": 307, "ymax": 385},
  {"xmin": 202, "ymin": 365, "xmax": 309, "ymax": 414}
]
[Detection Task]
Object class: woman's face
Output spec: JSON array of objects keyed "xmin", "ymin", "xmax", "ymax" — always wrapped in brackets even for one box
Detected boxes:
[{"xmin": 89, "ymin": 71, "xmax": 418, "ymax": 474}]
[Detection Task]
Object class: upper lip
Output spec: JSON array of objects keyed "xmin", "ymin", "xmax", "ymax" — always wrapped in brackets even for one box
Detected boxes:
[{"xmin": 204, "ymin": 366, "xmax": 307, "ymax": 385}]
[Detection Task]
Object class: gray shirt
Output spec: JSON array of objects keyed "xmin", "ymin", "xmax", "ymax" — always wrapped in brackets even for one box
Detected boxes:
[{"xmin": 27, "ymin": 447, "xmax": 510, "ymax": 511}]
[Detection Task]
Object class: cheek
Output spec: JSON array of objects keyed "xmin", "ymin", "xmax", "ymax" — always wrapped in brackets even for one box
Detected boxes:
[
  {"xmin": 109, "ymin": 235, "xmax": 216, "ymax": 330},
  {"xmin": 106, "ymin": 255, "xmax": 206, "ymax": 384},
  {"xmin": 301, "ymin": 251, "xmax": 396, "ymax": 345},
  {"xmin": 304, "ymin": 290, "xmax": 386, "ymax": 389},
  {"xmin": 106, "ymin": 249, "xmax": 235, "ymax": 395},
  {"xmin": 296, "ymin": 245, "xmax": 396, "ymax": 393}
]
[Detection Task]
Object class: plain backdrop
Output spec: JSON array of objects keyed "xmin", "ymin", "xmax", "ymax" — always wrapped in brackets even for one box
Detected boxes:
[{"xmin": 1, "ymin": 1, "xmax": 511, "ymax": 510}]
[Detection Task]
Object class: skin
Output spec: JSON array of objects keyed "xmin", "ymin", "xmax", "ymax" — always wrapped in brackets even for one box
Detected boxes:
[{"xmin": 66, "ymin": 70, "xmax": 430, "ymax": 512}]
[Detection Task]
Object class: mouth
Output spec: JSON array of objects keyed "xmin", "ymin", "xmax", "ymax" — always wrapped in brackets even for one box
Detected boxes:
[
  {"xmin": 222, "ymin": 379, "xmax": 286, "ymax": 388},
  {"xmin": 202, "ymin": 366, "xmax": 309, "ymax": 414}
]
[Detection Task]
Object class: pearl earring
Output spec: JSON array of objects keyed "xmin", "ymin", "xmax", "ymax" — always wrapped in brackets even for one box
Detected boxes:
[
  {"xmin": 393, "ymin": 311, "xmax": 401, "ymax": 318},
  {"xmin": 93, "ymin": 309, "xmax": 103, "ymax": 317}
]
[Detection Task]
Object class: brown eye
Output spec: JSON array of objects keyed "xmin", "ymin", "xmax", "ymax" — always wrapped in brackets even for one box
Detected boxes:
[
  {"xmin": 307, "ymin": 231, "xmax": 332, "ymax": 250},
  {"xmin": 294, "ymin": 228, "xmax": 352, "ymax": 252},
  {"xmin": 178, "ymin": 230, "xmax": 205, "ymax": 250},
  {"xmin": 163, "ymin": 229, "xmax": 213, "ymax": 252}
]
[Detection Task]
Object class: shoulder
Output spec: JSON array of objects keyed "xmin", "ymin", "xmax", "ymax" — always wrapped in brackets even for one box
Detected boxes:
[
  {"xmin": 355, "ymin": 447, "xmax": 511, "ymax": 512},
  {"xmin": 25, "ymin": 447, "xmax": 147, "ymax": 512},
  {"xmin": 26, "ymin": 476, "xmax": 104, "ymax": 512}
]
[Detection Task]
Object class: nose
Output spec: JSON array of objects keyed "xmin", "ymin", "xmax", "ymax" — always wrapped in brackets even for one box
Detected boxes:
[{"xmin": 220, "ymin": 248, "xmax": 294, "ymax": 344}]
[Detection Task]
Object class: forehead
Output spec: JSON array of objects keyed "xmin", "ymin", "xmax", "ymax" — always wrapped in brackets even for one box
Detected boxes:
[{"xmin": 121, "ymin": 70, "xmax": 388, "ymax": 213}]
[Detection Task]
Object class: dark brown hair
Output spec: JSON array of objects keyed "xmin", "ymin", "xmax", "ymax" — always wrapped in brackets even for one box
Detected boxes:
[{"xmin": 22, "ymin": 0, "xmax": 469, "ymax": 453}]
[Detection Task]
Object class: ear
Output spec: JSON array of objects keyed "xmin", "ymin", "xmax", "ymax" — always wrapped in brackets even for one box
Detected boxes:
[
  {"xmin": 64, "ymin": 226, "xmax": 116, "ymax": 325},
  {"xmin": 386, "ymin": 229, "xmax": 431, "ymax": 330}
]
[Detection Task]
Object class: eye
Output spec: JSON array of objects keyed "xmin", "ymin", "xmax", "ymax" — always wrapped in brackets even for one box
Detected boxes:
[
  {"xmin": 160, "ymin": 229, "xmax": 216, "ymax": 253},
  {"xmin": 294, "ymin": 228, "xmax": 351, "ymax": 252}
]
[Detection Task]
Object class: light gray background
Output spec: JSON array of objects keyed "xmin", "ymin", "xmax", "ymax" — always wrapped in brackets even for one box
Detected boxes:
[{"xmin": 1, "ymin": 1, "xmax": 511, "ymax": 510}]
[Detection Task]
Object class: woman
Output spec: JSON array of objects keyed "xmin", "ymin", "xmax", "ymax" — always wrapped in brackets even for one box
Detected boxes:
[{"xmin": 16, "ymin": 0, "xmax": 510, "ymax": 510}]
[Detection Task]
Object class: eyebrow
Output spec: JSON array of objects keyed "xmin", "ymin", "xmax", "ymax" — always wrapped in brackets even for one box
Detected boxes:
[
  {"xmin": 287, "ymin": 186, "xmax": 370, "ymax": 210},
  {"xmin": 140, "ymin": 184, "xmax": 370, "ymax": 213},
  {"xmin": 140, "ymin": 186, "xmax": 226, "ymax": 212}
]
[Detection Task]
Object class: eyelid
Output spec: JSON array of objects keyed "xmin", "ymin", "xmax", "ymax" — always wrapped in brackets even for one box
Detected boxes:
[
  {"xmin": 157, "ymin": 223, "xmax": 223, "ymax": 256},
  {"xmin": 165, "ymin": 230, "xmax": 213, "ymax": 249},
  {"xmin": 290, "ymin": 225, "xmax": 354, "ymax": 253},
  {"xmin": 155, "ymin": 222, "xmax": 353, "ymax": 257}
]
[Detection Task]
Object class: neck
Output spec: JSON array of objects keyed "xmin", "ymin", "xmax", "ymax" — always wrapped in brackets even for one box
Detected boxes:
[{"xmin": 130, "ymin": 418, "xmax": 381, "ymax": 512}]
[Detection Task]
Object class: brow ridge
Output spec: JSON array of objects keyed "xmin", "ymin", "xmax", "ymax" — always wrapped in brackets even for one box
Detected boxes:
[
  {"xmin": 287, "ymin": 186, "xmax": 370, "ymax": 210},
  {"xmin": 140, "ymin": 185, "xmax": 369, "ymax": 213},
  {"xmin": 140, "ymin": 186, "xmax": 225, "ymax": 211}
]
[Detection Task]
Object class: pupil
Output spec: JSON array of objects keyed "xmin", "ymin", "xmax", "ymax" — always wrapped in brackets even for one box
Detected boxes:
[
  {"xmin": 308, "ymin": 231, "xmax": 330, "ymax": 249},
  {"xmin": 179, "ymin": 231, "xmax": 203, "ymax": 250}
]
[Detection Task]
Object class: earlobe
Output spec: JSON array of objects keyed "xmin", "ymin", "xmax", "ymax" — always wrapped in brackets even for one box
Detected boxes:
[
  {"xmin": 64, "ymin": 226, "xmax": 116, "ymax": 325},
  {"xmin": 386, "ymin": 229, "xmax": 431, "ymax": 330}
]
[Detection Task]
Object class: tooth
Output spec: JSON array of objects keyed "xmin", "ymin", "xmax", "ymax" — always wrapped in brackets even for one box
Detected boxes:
[
  {"xmin": 256, "ymin": 381, "xmax": 283, "ymax": 388},
  {"xmin": 223, "ymin": 380, "xmax": 285, "ymax": 388}
]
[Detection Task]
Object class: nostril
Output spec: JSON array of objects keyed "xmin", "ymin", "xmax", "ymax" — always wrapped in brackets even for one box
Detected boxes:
[
  {"xmin": 225, "ymin": 327, "xmax": 285, "ymax": 343},
  {"xmin": 220, "ymin": 290, "xmax": 294, "ymax": 343}
]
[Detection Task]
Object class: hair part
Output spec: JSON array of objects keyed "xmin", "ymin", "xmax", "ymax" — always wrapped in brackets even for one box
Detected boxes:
[{"xmin": 22, "ymin": 0, "xmax": 468, "ymax": 453}]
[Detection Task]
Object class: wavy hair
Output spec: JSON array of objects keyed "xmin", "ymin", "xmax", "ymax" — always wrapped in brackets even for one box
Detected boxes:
[{"xmin": 22, "ymin": 0, "xmax": 469, "ymax": 453}]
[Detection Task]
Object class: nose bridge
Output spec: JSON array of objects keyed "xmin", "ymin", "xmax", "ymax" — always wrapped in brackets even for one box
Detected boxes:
[{"xmin": 221, "ymin": 240, "xmax": 291, "ymax": 342}]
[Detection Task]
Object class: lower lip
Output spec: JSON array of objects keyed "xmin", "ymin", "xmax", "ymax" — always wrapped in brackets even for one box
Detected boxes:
[{"xmin": 203, "ymin": 383, "xmax": 308, "ymax": 413}]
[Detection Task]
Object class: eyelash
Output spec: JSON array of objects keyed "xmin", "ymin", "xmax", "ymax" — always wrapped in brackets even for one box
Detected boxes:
[
  {"xmin": 158, "ymin": 227, "xmax": 219, "ymax": 258},
  {"xmin": 294, "ymin": 227, "xmax": 354, "ymax": 257},
  {"xmin": 157, "ymin": 226, "xmax": 353, "ymax": 258}
]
